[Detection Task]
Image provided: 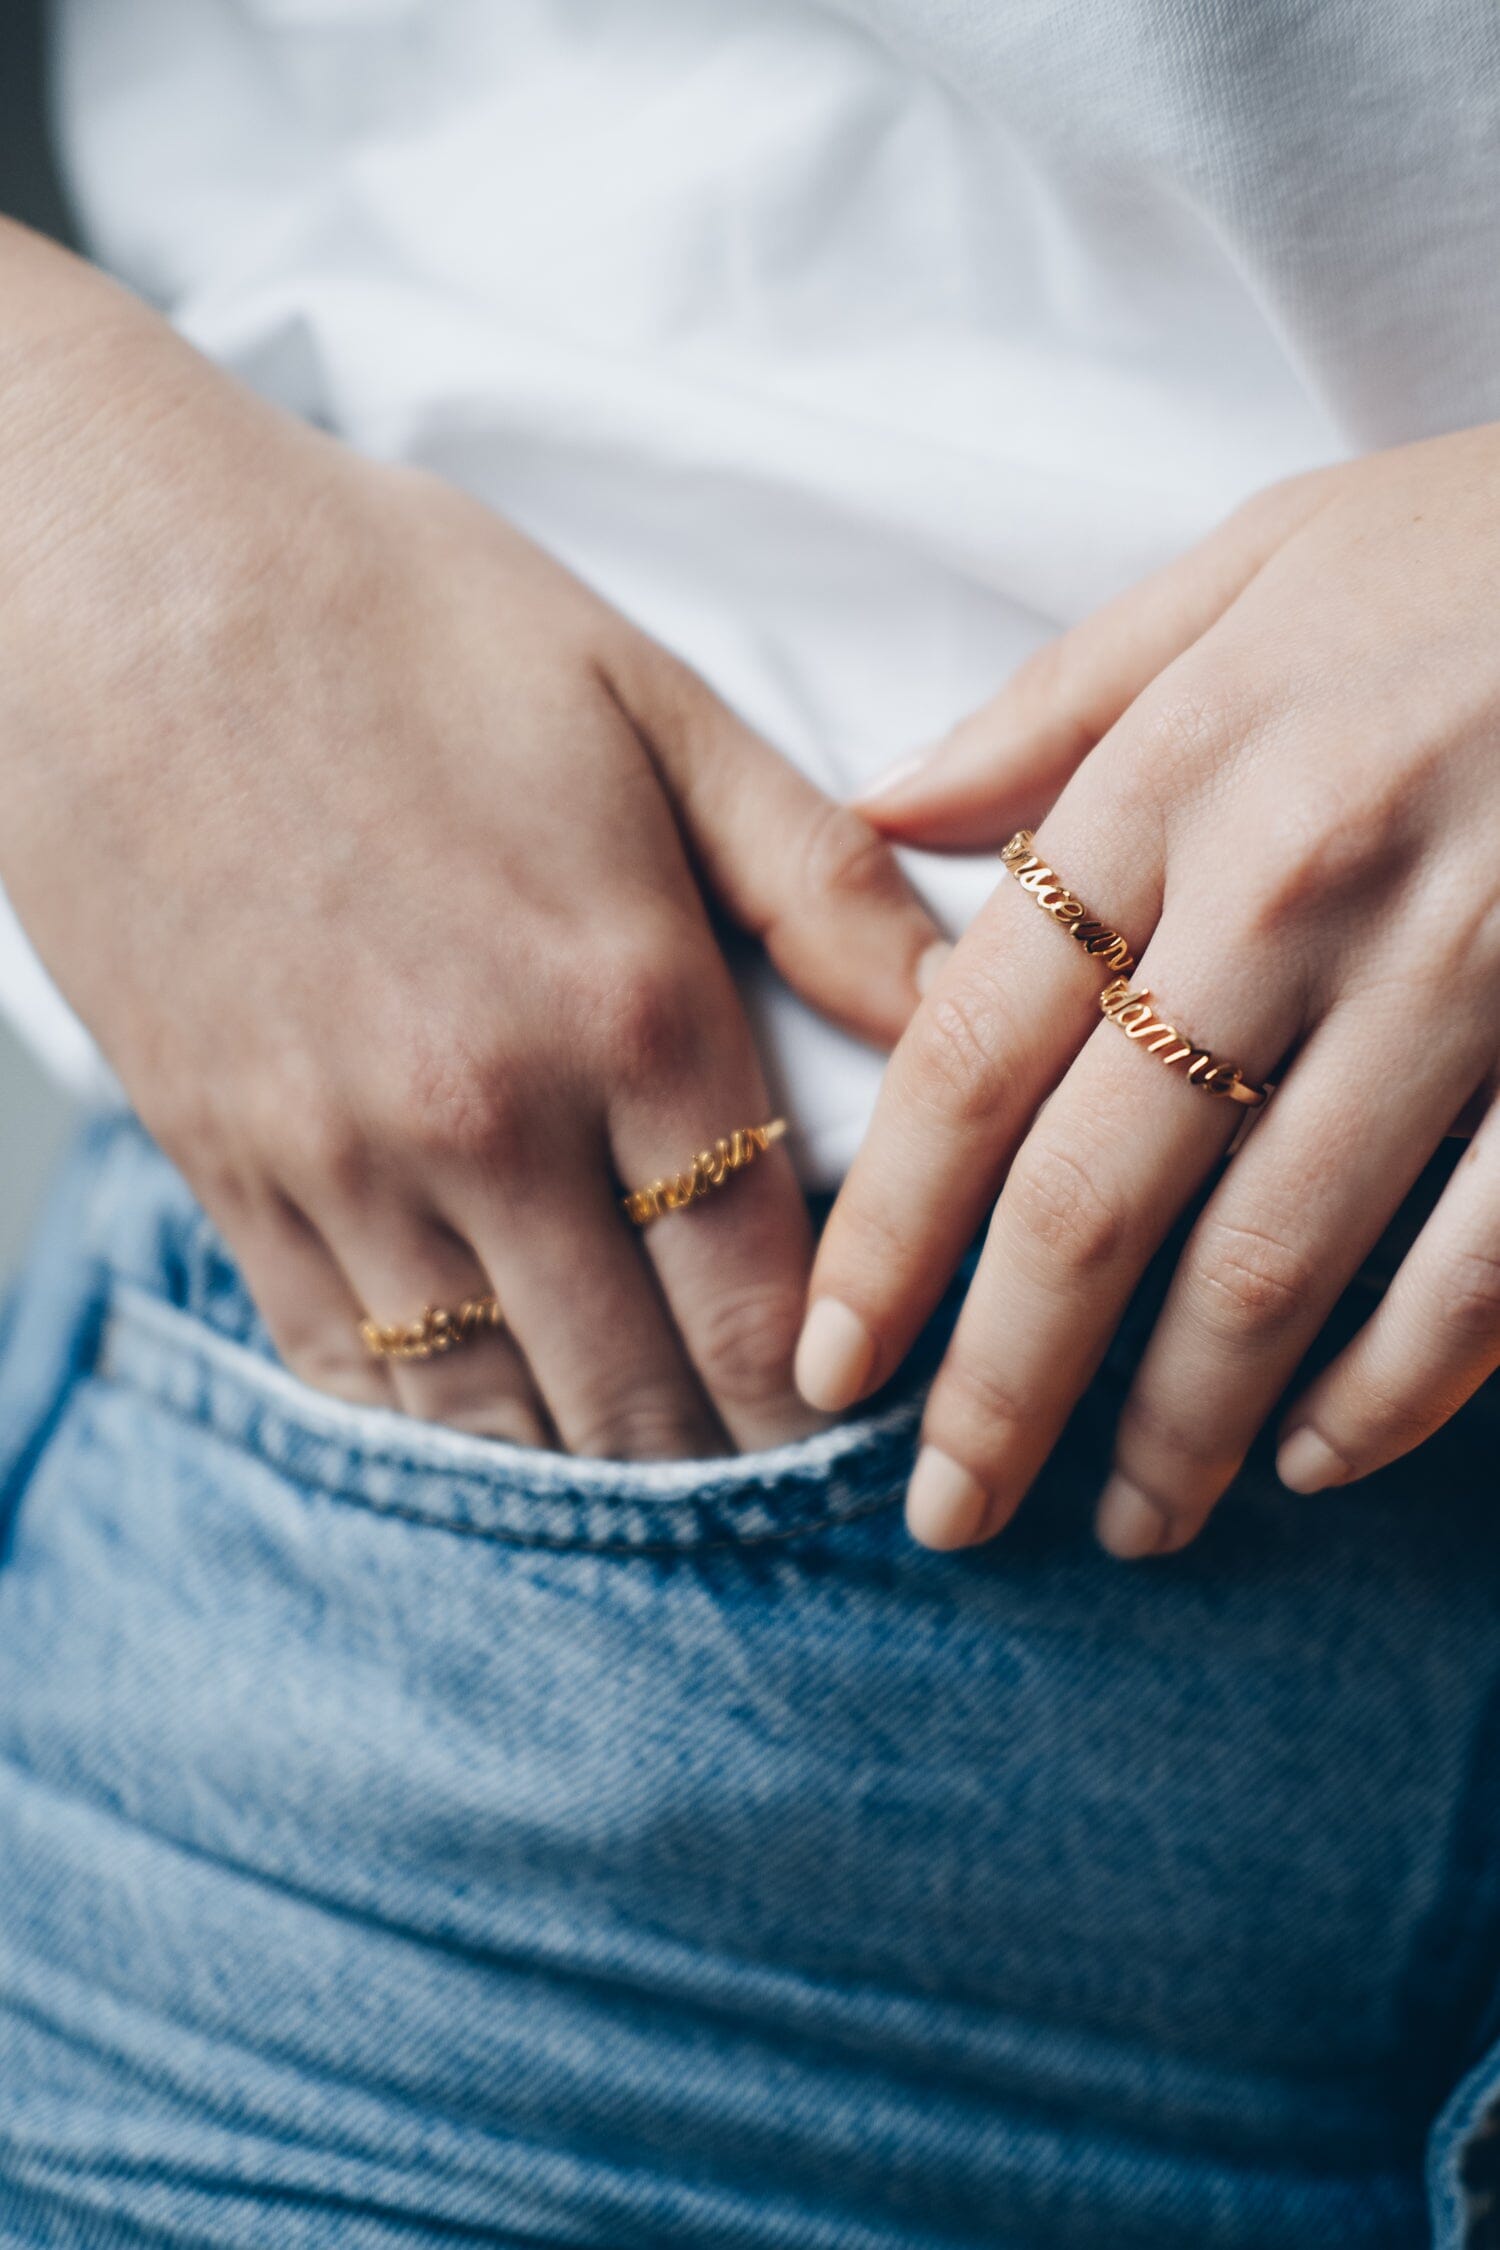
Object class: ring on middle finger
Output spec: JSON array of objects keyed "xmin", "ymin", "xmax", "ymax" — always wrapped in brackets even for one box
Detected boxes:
[
  {"xmin": 622, "ymin": 1117, "xmax": 788, "ymax": 1227},
  {"xmin": 1000, "ymin": 829, "xmax": 1136, "ymax": 974}
]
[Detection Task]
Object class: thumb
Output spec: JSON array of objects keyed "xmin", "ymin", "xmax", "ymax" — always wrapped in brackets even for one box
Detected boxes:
[
  {"xmin": 855, "ymin": 474, "xmax": 1325, "ymax": 853},
  {"xmin": 613, "ymin": 650, "xmax": 949, "ymax": 1049}
]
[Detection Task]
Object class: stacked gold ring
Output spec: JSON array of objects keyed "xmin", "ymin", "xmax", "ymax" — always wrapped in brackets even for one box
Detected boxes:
[
  {"xmin": 623, "ymin": 1117, "xmax": 787, "ymax": 1227},
  {"xmin": 359, "ymin": 1294, "xmax": 504, "ymax": 1362},
  {"xmin": 1000, "ymin": 830, "xmax": 1136, "ymax": 973},
  {"xmin": 1099, "ymin": 978, "xmax": 1271, "ymax": 1107},
  {"xmin": 999, "ymin": 830, "xmax": 1272, "ymax": 1112},
  {"xmin": 356, "ymin": 1120, "xmax": 789, "ymax": 1355}
]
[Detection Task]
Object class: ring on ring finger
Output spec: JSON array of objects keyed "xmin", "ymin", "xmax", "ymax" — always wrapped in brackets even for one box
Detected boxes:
[{"xmin": 358, "ymin": 1293, "xmax": 505, "ymax": 1360}]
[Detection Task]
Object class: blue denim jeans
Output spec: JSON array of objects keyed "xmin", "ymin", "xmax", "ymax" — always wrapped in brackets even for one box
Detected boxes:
[{"xmin": 2, "ymin": 1113, "xmax": 1500, "ymax": 2248}]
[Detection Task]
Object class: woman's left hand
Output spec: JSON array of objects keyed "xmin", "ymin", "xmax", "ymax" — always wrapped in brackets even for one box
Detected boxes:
[{"xmin": 795, "ymin": 425, "xmax": 1500, "ymax": 1557}]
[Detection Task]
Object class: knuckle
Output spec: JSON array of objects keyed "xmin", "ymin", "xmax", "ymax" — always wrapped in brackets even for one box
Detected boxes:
[
  {"xmin": 821, "ymin": 1188, "xmax": 916, "ymax": 1302},
  {"xmin": 930, "ymin": 1348, "xmax": 1028, "ymax": 1456},
  {"xmin": 1404, "ymin": 874, "xmax": 1500, "ymax": 990},
  {"xmin": 145, "ymin": 1091, "xmax": 221, "ymax": 1177},
  {"xmin": 388, "ymin": 1034, "xmax": 522, "ymax": 1169},
  {"xmin": 1334, "ymin": 1373, "xmax": 1429, "ymax": 1454},
  {"xmin": 184, "ymin": 1152, "xmax": 254, "ymax": 1219},
  {"xmin": 593, "ymin": 937, "xmax": 706, "ymax": 1091},
  {"xmin": 691, "ymin": 1276, "xmax": 802, "ymax": 1409},
  {"xmin": 1436, "ymin": 1243, "xmax": 1500, "ymax": 1343},
  {"xmin": 1467, "ymin": 888, "xmax": 1500, "ymax": 983},
  {"xmin": 1005, "ymin": 1138, "xmax": 1128, "ymax": 1275},
  {"xmin": 1124, "ymin": 672, "xmax": 1245, "ymax": 793},
  {"xmin": 908, "ymin": 977, "xmax": 1010, "ymax": 1125},
  {"xmin": 612, "ymin": 639, "xmax": 700, "ymax": 737},
  {"xmin": 227, "ymin": 1049, "xmax": 363, "ymax": 1198},
  {"xmin": 1241, "ymin": 774, "xmax": 1419, "ymax": 943},
  {"xmin": 286, "ymin": 1095, "xmax": 370, "ymax": 1200},
  {"xmin": 1114, "ymin": 1386, "xmax": 1236, "ymax": 1485},
  {"xmin": 1189, "ymin": 1215, "xmax": 1313, "ymax": 1344},
  {"xmin": 153, "ymin": 1128, "xmax": 260, "ymax": 1232},
  {"xmin": 793, "ymin": 799, "xmax": 896, "ymax": 906}
]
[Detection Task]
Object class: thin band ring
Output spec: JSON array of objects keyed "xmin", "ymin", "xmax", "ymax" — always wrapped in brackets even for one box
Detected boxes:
[
  {"xmin": 1100, "ymin": 977, "xmax": 1272, "ymax": 1108},
  {"xmin": 359, "ymin": 1294, "xmax": 505, "ymax": 1361},
  {"xmin": 1000, "ymin": 830, "xmax": 1136, "ymax": 975},
  {"xmin": 1000, "ymin": 831, "xmax": 1272, "ymax": 1111},
  {"xmin": 623, "ymin": 1118, "xmax": 787, "ymax": 1227}
]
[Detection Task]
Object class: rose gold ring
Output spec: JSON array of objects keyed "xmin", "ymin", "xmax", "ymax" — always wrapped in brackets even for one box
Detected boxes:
[
  {"xmin": 1000, "ymin": 830, "xmax": 1137, "ymax": 975},
  {"xmin": 359, "ymin": 1294, "xmax": 504, "ymax": 1361},
  {"xmin": 1099, "ymin": 978, "xmax": 1272, "ymax": 1108},
  {"xmin": 623, "ymin": 1118, "xmax": 787, "ymax": 1227}
]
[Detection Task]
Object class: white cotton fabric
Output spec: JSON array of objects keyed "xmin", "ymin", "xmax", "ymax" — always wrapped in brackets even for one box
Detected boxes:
[{"xmin": 7, "ymin": 0, "xmax": 1499, "ymax": 1179}]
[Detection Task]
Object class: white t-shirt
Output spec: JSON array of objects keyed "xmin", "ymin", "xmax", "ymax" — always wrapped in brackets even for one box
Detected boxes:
[{"xmin": 4, "ymin": 0, "xmax": 1496, "ymax": 1180}]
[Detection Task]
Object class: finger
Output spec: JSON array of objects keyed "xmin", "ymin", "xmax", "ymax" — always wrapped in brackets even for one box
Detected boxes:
[
  {"xmin": 610, "ymin": 644, "xmax": 948, "ymax": 1046},
  {"xmin": 215, "ymin": 1186, "xmax": 396, "ymax": 1410},
  {"xmin": 462, "ymin": 1151, "xmax": 728, "ymax": 1463},
  {"xmin": 905, "ymin": 920, "xmax": 1297, "ymax": 1551},
  {"xmin": 1097, "ymin": 992, "xmax": 1494, "ymax": 1559},
  {"xmin": 1276, "ymin": 1093, "xmax": 1500, "ymax": 1493},
  {"xmin": 608, "ymin": 964, "xmax": 829, "ymax": 1453},
  {"xmin": 330, "ymin": 1201, "xmax": 553, "ymax": 1446},
  {"xmin": 796, "ymin": 789, "xmax": 1163, "ymax": 1418},
  {"xmin": 856, "ymin": 475, "xmax": 1327, "ymax": 852}
]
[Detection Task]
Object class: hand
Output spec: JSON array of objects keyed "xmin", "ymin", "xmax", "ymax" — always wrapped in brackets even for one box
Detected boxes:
[
  {"xmin": 796, "ymin": 426, "xmax": 1500, "ymax": 1553},
  {"xmin": 0, "ymin": 223, "xmax": 944, "ymax": 1455}
]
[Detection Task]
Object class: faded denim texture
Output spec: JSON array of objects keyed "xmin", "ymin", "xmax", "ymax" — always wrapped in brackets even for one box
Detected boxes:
[{"xmin": 1, "ymin": 1116, "xmax": 1499, "ymax": 2248}]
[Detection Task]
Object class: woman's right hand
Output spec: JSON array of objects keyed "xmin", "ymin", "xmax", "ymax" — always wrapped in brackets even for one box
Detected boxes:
[{"xmin": 0, "ymin": 223, "xmax": 943, "ymax": 1456}]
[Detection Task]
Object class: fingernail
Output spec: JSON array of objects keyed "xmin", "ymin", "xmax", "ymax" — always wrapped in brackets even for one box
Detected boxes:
[
  {"xmin": 1096, "ymin": 1475, "xmax": 1172, "ymax": 1561},
  {"xmin": 905, "ymin": 1447, "xmax": 990, "ymax": 1549},
  {"xmin": 1276, "ymin": 1427, "xmax": 1347, "ymax": 1495},
  {"xmin": 915, "ymin": 939, "xmax": 954, "ymax": 995},
  {"xmin": 855, "ymin": 752, "xmax": 932, "ymax": 805},
  {"xmin": 794, "ymin": 1298, "xmax": 876, "ymax": 1412}
]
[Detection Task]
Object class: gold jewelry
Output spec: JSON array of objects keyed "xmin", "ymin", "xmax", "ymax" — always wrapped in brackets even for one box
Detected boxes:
[
  {"xmin": 359, "ymin": 1294, "xmax": 504, "ymax": 1362},
  {"xmin": 1000, "ymin": 830, "xmax": 1136, "ymax": 974},
  {"xmin": 623, "ymin": 1118, "xmax": 787, "ymax": 1227},
  {"xmin": 1099, "ymin": 978, "xmax": 1271, "ymax": 1108}
]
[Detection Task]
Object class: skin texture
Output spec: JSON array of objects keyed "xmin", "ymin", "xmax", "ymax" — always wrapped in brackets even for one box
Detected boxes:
[
  {"xmin": 797, "ymin": 428, "xmax": 1500, "ymax": 1556},
  {"xmin": 0, "ymin": 219, "xmax": 945, "ymax": 1458}
]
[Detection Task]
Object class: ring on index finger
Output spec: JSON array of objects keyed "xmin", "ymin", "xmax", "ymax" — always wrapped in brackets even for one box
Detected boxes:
[{"xmin": 1000, "ymin": 830, "xmax": 1137, "ymax": 975}]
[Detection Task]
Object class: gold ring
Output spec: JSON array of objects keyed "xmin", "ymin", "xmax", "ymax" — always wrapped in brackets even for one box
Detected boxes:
[
  {"xmin": 623, "ymin": 1118, "xmax": 787, "ymax": 1227},
  {"xmin": 359, "ymin": 1294, "xmax": 504, "ymax": 1361},
  {"xmin": 1099, "ymin": 978, "xmax": 1272, "ymax": 1108},
  {"xmin": 1000, "ymin": 830, "xmax": 1136, "ymax": 974}
]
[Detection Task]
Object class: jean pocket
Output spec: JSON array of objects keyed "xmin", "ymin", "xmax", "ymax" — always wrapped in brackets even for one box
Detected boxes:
[{"xmin": 94, "ymin": 1280, "xmax": 921, "ymax": 1557}]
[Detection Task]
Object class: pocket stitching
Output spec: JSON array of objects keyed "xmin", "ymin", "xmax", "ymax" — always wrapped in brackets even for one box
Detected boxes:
[{"xmin": 98, "ymin": 1283, "xmax": 921, "ymax": 1552}]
